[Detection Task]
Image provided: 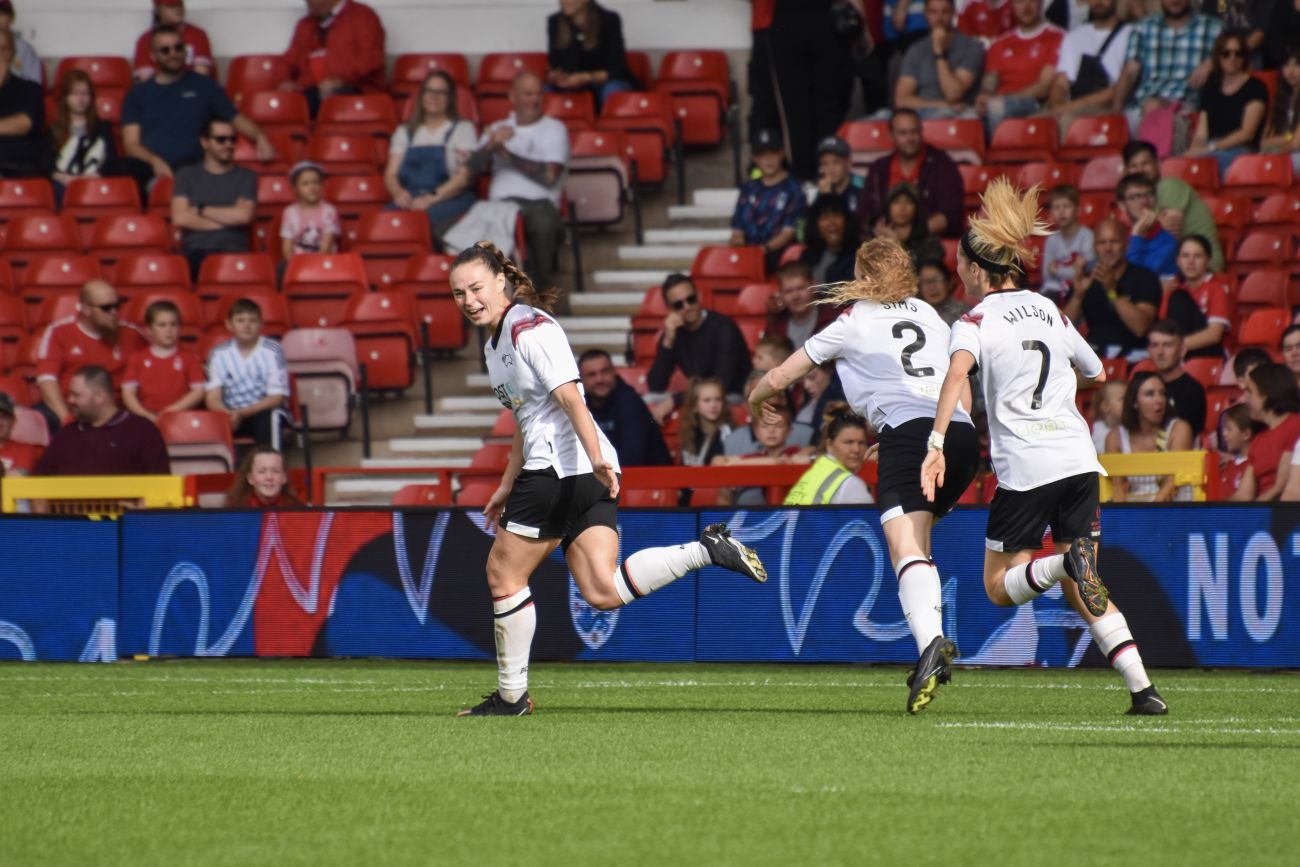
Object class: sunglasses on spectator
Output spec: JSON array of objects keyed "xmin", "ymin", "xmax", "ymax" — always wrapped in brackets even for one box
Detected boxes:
[
  {"xmin": 1220, "ymin": 48, "xmax": 1244, "ymax": 58},
  {"xmin": 670, "ymin": 295, "xmax": 699, "ymax": 310},
  {"xmin": 93, "ymin": 301, "xmax": 122, "ymax": 313},
  {"xmin": 155, "ymin": 45, "xmax": 185, "ymax": 55},
  {"xmin": 207, "ymin": 135, "xmax": 238, "ymax": 144}
]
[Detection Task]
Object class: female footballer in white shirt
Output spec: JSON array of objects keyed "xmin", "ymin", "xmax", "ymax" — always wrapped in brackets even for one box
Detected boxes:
[
  {"xmin": 921, "ymin": 179, "xmax": 1167, "ymax": 715},
  {"xmin": 749, "ymin": 238, "xmax": 981, "ymax": 715},
  {"xmin": 451, "ymin": 242, "xmax": 768, "ymax": 716}
]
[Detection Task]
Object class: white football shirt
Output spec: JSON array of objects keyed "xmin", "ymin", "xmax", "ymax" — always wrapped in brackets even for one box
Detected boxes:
[
  {"xmin": 485, "ymin": 303, "xmax": 620, "ymax": 478},
  {"xmin": 803, "ymin": 298, "xmax": 973, "ymax": 432},
  {"xmin": 949, "ymin": 289, "xmax": 1105, "ymax": 490}
]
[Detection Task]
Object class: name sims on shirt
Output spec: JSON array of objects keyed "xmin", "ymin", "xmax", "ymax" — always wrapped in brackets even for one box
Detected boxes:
[
  {"xmin": 881, "ymin": 300, "xmax": 919, "ymax": 312},
  {"xmin": 1002, "ymin": 305, "xmax": 1054, "ymax": 327}
]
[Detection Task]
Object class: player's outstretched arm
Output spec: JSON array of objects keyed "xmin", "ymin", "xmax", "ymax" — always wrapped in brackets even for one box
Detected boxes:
[
  {"xmin": 921, "ymin": 350, "xmax": 976, "ymax": 501},
  {"xmin": 749, "ymin": 348, "xmax": 816, "ymax": 423}
]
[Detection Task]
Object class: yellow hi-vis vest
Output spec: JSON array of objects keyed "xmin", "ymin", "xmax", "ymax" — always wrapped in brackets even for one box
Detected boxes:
[{"xmin": 783, "ymin": 455, "xmax": 853, "ymax": 505}]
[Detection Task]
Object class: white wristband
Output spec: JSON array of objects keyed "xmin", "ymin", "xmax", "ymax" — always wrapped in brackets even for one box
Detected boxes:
[{"xmin": 927, "ymin": 431, "xmax": 945, "ymax": 451}]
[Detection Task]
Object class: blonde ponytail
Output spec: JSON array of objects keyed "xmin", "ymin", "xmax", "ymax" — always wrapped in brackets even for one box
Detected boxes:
[{"xmin": 964, "ymin": 176, "xmax": 1052, "ymax": 278}]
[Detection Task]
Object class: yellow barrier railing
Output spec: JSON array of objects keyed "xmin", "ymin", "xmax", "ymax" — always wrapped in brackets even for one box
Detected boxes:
[
  {"xmin": 1098, "ymin": 451, "xmax": 1217, "ymax": 502},
  {"xmin": 1, "ymin": 476, "xmax": 193, "ymax": 518}
]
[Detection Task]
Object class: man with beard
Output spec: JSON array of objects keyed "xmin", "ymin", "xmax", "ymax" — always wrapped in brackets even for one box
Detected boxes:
[
  {"xmin": 33, "ymin": 365, "xmax": 170, "ymax": 477},
  {"xmin": 861, "ymin": 109, "xmax": 964, "ymax": 238},
  {"xmin": 1111, "ymin": 0, "xmax": 1221, "ymax": 132},
  {"xmin": 1122, "ymin": 139, "xmax": 1224, "ymax": 272},
  {"xmin": 1062, "ymin": 218, "xmax": 1161, "ymax": 360},
  {"xmin": 35, "ymin": 280, "xmax": 146, "ymax": 431},
  {"xmin": 172, "ymin": 117, "xmax": 258, "ymax": 280},
  {"xmin": 578, "ymin": 349, "xmax": 672, "ymax": 468}
]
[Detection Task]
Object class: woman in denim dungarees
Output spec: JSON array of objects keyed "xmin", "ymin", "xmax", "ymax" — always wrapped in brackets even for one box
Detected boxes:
[{"xmin": 383, "ymin": 70, "xmax": 478, "ymax": 240}]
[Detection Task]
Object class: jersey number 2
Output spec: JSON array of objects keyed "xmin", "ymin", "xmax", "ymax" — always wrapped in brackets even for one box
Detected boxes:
[
  {"xmin": 1021, "ymin": 340, "xmax": 1050, "ymax": 410},
  {"xmin": 892, "ymin": 322, "xmax": 935, "ymax": 378}
]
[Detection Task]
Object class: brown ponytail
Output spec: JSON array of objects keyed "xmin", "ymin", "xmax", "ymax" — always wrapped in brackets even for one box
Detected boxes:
[{"xmin": 451, "ymin": 240, "xmax": 562, "ymax": 312}]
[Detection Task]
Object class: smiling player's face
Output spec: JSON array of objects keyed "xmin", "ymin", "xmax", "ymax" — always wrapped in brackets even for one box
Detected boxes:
[{"xmin": 451, "ymin": 261, "xmax": 509, "ymax": 329}]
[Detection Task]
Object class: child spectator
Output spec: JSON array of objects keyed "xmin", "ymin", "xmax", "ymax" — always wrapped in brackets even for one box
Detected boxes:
[
  {"xmin": 280, "ymin": 161, "xmax": 339, "ymax": 260},
  {"xmin": 1041, "ymin": 185, "xmax": 1094, "ymax": 303},
  {"xmin": 678, "ymin": 377, "xmax": 732, "ymax": 467},
  {"xmin": 751, "ymin": 333, "xmax": 794, "ymax": 375},
  {"xmin": 1218, "ymin": 403, "xmax": 1254, "ymax": 498},
  {"xmin": 121, "ymin": 300, "xmax": 206, "ymax": 423},
  {"xmin": 226, "ymin": 445, "xmax": 300, "ymax": 507},
  {"xmin": 713, "ymin": 402, "xmax": 811, "ymax": 505},
  {"xmin": 205, "ymin": 299, "xmax": 291, "ymax": 451},
  {"xmin": 1090, "ymin": 380, "xmax": 1126, "ymax": 453},
  {"xmin": 730, "ymin": 128, "xmax": 805, "ymax": 270}
]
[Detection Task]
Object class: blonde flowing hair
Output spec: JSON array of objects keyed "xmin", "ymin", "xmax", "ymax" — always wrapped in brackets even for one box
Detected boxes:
[
  {"xmin": 816, "ymin": 237, "xmax": 918, "ymax": 306},
  {"xmin": 963, "ymin": 176, "xmax": 1052, "ymax": 281}
]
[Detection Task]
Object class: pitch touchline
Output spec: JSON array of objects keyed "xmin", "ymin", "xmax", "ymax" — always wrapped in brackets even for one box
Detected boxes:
[{"xmin": 938, "ymin": 721, "xmax": 1300, "ymax": 736}]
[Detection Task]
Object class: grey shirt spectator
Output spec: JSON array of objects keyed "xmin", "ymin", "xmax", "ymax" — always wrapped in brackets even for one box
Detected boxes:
[
  {"xmin": 174, "ymin": 162, "xmax": 256, "ymax": 253},
  {"xmin": 896, "ymin": 0, "xmax": 985, "ymax": 116}
]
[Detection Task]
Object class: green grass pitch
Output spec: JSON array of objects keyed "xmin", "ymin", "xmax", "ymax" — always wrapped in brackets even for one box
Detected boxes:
[{"xmin": 3, "ymin": 660, "xmax": 1297, "ymax": 866}]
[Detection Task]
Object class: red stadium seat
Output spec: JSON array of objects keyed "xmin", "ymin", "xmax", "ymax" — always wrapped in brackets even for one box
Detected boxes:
[
  {"xmin": 316, "ymin": 93, "xmax": 399, "ymax": 139},
  {"xmin": 110, "ymin": 252, "xmax": 192, "ymax": 298},
  {"xmin": 652, "ymin": 50, "xmax": 732, "ymax": 146},
  {"xmin": 391, "ymin": 483, "xmax": 454, "ymax": 507},
  {"xmin": 8, "ymin": 333, "xmax": 41, "ymax": 386},
  {"xmin": 324, "ymin": 174, "xmax": 388, "ymax": 247},
  {"xmin": 62, "ymin": 177, "xmax": 143, "ymax": 248},
  {"xmin": 836, "ymin": 119, "xmax": 893, "ymax": 169},
  {"xmin": 123, "ymin": 289, "xmax": 203, "ymax": 343},
  {"xmin": 146, "ymin": 175, "xmax": 173, "ymax": 219},
  {"xmin": 0, "ymin": 295, "xmax": 27, "ymax": 368},
  {"xmin": 1101, "ymin": 357, "xmax": 1129, "ymax": 382},
  {"xmin": 10, "ymin": 405, "xmax": 47, "ymax": 446},
  {"xmin": 2, "ymin": 214, "xmax": 80, "ymax": 267},
  {"xmin": 54, "ymin": 56, "xmax": 132, "ymax": 92},
  {"xmin": 1252, "ymin": 193, "xmax": 1300, "ymax": 233},
  {"xmin": 988, "ymin": 118, "xmax": 1058, "ymax": 164},
  {"xmin": 392, "ymin": 253, "xmax": 464, "ymax": 350},
  {"xmin": 622, "ymin": 488, "xmax": 678, "ymax": 507},
  {"xmin": 233, "ymin": 132, "xmax": 302, "ymax": 177},
  {"xmin": 239, "ymin": 91, "xmax": 311, "ymax": 142},
  {"xmin": 86, "ymin": 213, "xmax": 171, "ymax": 265},
  {"xmin": 207, "ymin": 291, "xmax": 290, "ymax": 338},
  {"xmin": 341, "ymin": 289, "xmax": 419, "ymax": 390},
  {"xmin": 456, "ymin": 478, "xmax": 498, "ymax": 507},
  {"xmin": 252, "ymin": 174, "xmax": 296, "ymax": 250},
  {"xmin": 1183, "ymin": 357, "xmax": 1224, "ymax": 390},
  {"xmin": 957, "ymin": 164, "xmax": 1008, "ymax": 210},
  {"xmin": 351, "ymin": 210, "xmax": 431, "ymax": 258},
  {"xmin": 1204, "ymin": 386, "xmax": 1241, "ymax": 433},
  {"xmin": 1207, "ymin": 194, "xmax": 1250, "ymax": 234},
  {"xmin": 921, "ymin": 118, "xmax": 985, "ymax": 164},
  {"xmin": 156, "ymin": 410, "xmax": 236, "ymax": 475},
  {"xmin": 627, "ymin": 51, "xmax": 654, "ymax": 89},
  {"xmin": 470, "ymin": 442, "xmax": 511, "ymax": 472},
  {"xmin": 1057, "ymin": 114, "xmax": 1128, "ymax": 162},
  {"xmin": 1077, "ymin": 192, "xmax": 1114, "ymax": 228},
  {"xmin": 614, "ymin": 364, "xmax": 650, "ymax": 395},
  {"xmin": 282, "ymin": 252, "xmax": 369, "ymax": 327},
  {"xmin": 1237, "ymin": 270, "xmax": 1290, "ymax": 319},
  {"xmin": 280, "ymin": 328, "xmax": 358, "ymax": 431},
  {"xmin": 691, "ymin": 245, "xmax": 764, "ymax": 312},
  {"xmin": 1237, "ymin": 307, "xmax": 1290, "ymax": 350},
  {"xmin": 32, "ymin": 293, "xmax": 82, "ymax": 330},
  {"xmin": 305, "ymin": 133, "xmax": 386, "ymax": 176},
  {"xmin": 19, "ymin": 254, "xmax": 101, "ymax": 308},
  {"xmin": 1224, "ymin": 154, "xmax": 1294, "ymax": 200},
  {"xmin": 1015, "ymin": 162, "xmax": 1076, "ymax": 195},
  {"xmin": 95, "ymin": 90, "xmax": 124, "ymax": 125},
  {"xmin": 485, "ymin": 408, "xmax": 518, "ymax": 444},
  {"xmin": 1077, "ymin": 155, "xmax": 1125, "ymax": 192},
  {"xmin": 226, "ymin": 55, "xmax": 293, "ymax": 104},
  {"xmin": 733, "ymin": 282, "xmax": 776, "ymax": 316},
  {"xmin": 1161, "ymin": 156, "xmax": 1221, "ymax": 193},
  {"xmin": 475, "ymin": 52, "xmax": 548, "ymax": 100},
  {"xmin": 391, "ymin": 53, "xmax": 471, "ymax": 95},
  {"xmin": 195, "ymin": 252, "xmax": 277, "ymax": 322},
  {"xmin": 566, "ymin": 129, "xmax": 631, "ymax": 225},
  {"xmin": 1228, "ymin": 231, "xmax": 1292, "ymax": 281},
  {"xmin": 598, "ymin": 92, "xmax": 677, "ymax": 186},
  {"xmin": 0, "ymin": 179, "xmax": 55, "ymax": 224},
  {"xmin": 543, "ymin": 91, "xmax": 597, "ymax": 135}
]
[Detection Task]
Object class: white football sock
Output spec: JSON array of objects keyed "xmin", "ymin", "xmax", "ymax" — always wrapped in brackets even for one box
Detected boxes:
[
  {"xmin": 613, "ymin": 542, "xmax": 712, "ymax": 605},
  {"xmin": 493, "ymin": 587, "xmax": 535, "ymax": 703},
  {"xmin": 1003, "ymin": 555, "xmax": 1069, "ymax": 605},
  {"xmin": 1090, "ymin": 612, "xmax": 1152, "ymax": 693},
  {"xmin": 896, "ymin": 557, "xmax": 944, "ymax": 655}
]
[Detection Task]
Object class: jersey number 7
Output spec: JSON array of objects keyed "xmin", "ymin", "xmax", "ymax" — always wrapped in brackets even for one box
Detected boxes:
[{"xmin": 1022, "ymin": 340, "xmax": 1050, "ymax": 410}]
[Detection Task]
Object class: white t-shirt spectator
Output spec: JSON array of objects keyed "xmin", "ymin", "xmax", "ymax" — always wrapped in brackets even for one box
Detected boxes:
[
  {"xmin": 207, "ymin": 337, "xmax": 290, "ymax": 410},
  {"xmin": 389, "ymin": 119, "xmax": 477, "ymax": 179},
  {"xmin": 1056, "ymin": 22, "xmax": 1131, "ymax": 85},
  {"xmin": 481, "ymin": 113, "xmax": 569, "ymax": 207}
]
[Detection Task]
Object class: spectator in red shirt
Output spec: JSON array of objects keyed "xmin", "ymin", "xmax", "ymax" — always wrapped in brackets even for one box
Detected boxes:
[
  {"xmin": 282, "ymin": 0, "xmax": 386, "ymax": 118},
  {"xmin": 121, "ymin": 300, "xmax": 206, "ymax": 423},
  {"xmin": 0, "ymin": 392, "xmax": 41, "ymax": 475},
  {"xmin": 975, "ymin": 0, "xmax": 1063, "ymax": 135},
  {"xmin": 1231, "ymin": 362, "xmax": 1300, "ymax": 501},
  {"xmin": 861, "ymin": 109, "xmax": 964, "ymax": 238},
  {"xmin": 1160, "ymin": 234, "xmax": 1233, "ymax": 360},
  {"xmin": 959, "ymin": 0, "xmax": 1013, "ymax": 45},
  {"xmin": 1218, "ymin": 403, "xmax": 1254, "ymax": 498},
  {"xmin": 33, "ymin": 365, "xmax": 171, "ymax": 477},
  {"xmin": 226, "ymin": 445, "xmax": 301, "ymax": 507},
  {"xmin": 133, "ymin": 0, "xmax": 214, "ymax": 82},
  {"xmin": 35, "ymin": 279, "xmax": 146, "ymax": 431}
]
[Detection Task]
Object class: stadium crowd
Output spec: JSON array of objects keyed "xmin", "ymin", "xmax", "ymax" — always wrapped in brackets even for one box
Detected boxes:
[{"xmin": 0, "ymin": 0, "xmax": 1297, "ymax": 506}]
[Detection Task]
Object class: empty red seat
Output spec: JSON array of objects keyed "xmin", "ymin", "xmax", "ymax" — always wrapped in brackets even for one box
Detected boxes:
[
  {"xmin": 0, "ymin": 295, "xmax": 27, "ymax": 368},
  {"xmin": 1016, "ymin": 163, "xmax": 1077, "ymax": 202},
  {"xmin": 1237, "ymin": 270, "xmax": 1290, "ymax": 318},
  {"xmin": 392, "ymin": 253, "xmax": 463, "ymax": 349},
  {"xmin": 2, "ymin": 214, "xmax": 80, "ymax": 267},
  {"xmin": 622, "ymin": 488, "xmax": 679, "ymax": 507},
  {"xmin": 1057, "ymin": 114, "xmax": 1128, "ymax": 161},
  {"xmin": 0, "ymin": 179, "xmax": 55, "ymax": 223},
  {"xmin": 305, "ymin": 133, "xmax": 385, "ymax": 176},
  {"xmin": 1208, "ymin": 194, "xmax": 1250, "ymax": 234},
  {"xmin": 1224, "ymin": 154, "xmax": 1294, "ymax": 200},
  {"xmin": 1161, "ymin": 156, "xmax": 1221, "ymax": 192},
  {"xmin": 156, "ymin": 410, "xmax": 236, "ymax": 475},
  {"xmin": 341, "ymin": 289, "xmax": 419, "ymax": 390},
  {"xmin": 1078, "ymin": 154, "xmax": 1125, "ymax": 192},
  {"xmin": 282, "ymin": 252, "xmax": 369, "ymax": 327},
  {"xmin": 19, "ymin": 254, "xmax": 102, "ymax": 308},
  {"xmin": 836, "ymin": 119, "xmax": 894, "ymax": 168},
  {"xmin": 32, "ymin": 293, "xmax": 83, "ymax": 330},
  {"xmin": 597, "ymin": 92, "xmax": 677, "ymax": 186},
  {"xmin": 316, "ymin": 94, "xmax": 398, "ymax": 139},
  {"xmin": 543, "ymin": 91, "xmax": 597, "ymax": 135},
  {"xmin": 456, "ymin": 477, "xmax": 498, "ymax": 507},
  {"xmin": 652, "ymin": 50, "xmax": 731, "ymax": 146},
  {"xmin": 87, "ymin": 213, "xmax": 171, "ymax": 265},
  {"xmin": 195, "ymin": 252, "xmax": 277, "ymax": 322},
  {"xmin": 95, "ymin": 90, "xmax": 125, "ymax": 125},
  {"xmin": 1077, "ymin": 192, "xmax": 1115, "ymax": 227},
  {"xmin": 1252, "ymin": 193, "xmax": 1300, "ymax": 233},
  {"xmin": 280, "ymin": 327, "xmax": 358, "ymax": 431},
  {"xmin": 1228, "ymin": 231, "xmax": 1292, "ymax": 281},
  {"xmin": 1237, "ymin": 307, "xmax": 1290, "ymax": 349},
  {"xmin": 232, "ymin": 132, "xmax": 302, "ymax": 177},
  {"xmin": 691, "ymin": 245, "xmax": 764, "ymax": 311},
  {"xmin": 111, "ymin": 252, "xmax": 192, "ymax": 297},
  {"xmin": 1183, "ymin": 357, "xmax": 1224, "ymax": 390},
  {"xmin": 566, "ymin": 129, "xmax": 631, "ymax": 225},
  {"xmin": 921, "ymin": 118, "xmax": 985, "ymax": 164},
  {"xmin": 62, "ymin": 177, "xmax": 143, "ymax": 247},
  {"xmin": 475, "ymin": 51, "xmax": 548, "ymax": 99},
  {"xmin": 1205, "ymin": 386, "xmax": 1241, "ymax": 433},
  {"xmin": 54, "ymin": 56, "xmax": 132, "ymax": 92},
  {"xmin": 391, "ymin": 482, "xmax": 454, "ymax": 507},
  {"xmin": 957, "ymin": 164, "xmax": 1007, "ymax": 210},
  {"xmin": 352, "ymin": 210, "xmax": 431, "ymax": 258},
  {"xmin": 252, "ymin": 174, "xmax": 296, "ymax": 250},
  {"xmin": 226, "ymin": 55, "xmax": 292, "ymax": 104},
  {"xmin": 239, "ymin": 91, "xmax": 311, "ymax": 142},
  {"xmin": 988, "ymin": 117, "xmax": 1058, "ymax": 164},
  {"xmin": 324, "ymin": 174, "xmax": 389, "ymax": 247},
  {"xmin": 146, "ymin": 175, "xmax": 173, "ymax": 219}
]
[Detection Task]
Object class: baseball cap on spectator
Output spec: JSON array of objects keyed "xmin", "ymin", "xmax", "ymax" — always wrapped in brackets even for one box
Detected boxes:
[
  {"xmin": 817, "ymin": 136, "xmax": 850, "ymax": 159},
  {"xmin": 751, "ymin": 128, "xmax": 784, "ymax": 154},
  {"xmin": 289, "ymin": 160, "xmax": 326, "ymax": 183},
  {"xmin": 0, "ymin": 393, "xmax": 14, "ymax": 418}
]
